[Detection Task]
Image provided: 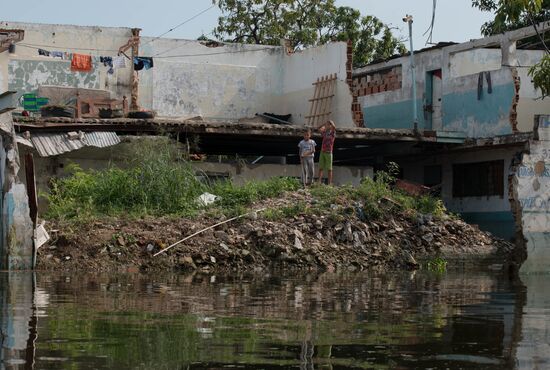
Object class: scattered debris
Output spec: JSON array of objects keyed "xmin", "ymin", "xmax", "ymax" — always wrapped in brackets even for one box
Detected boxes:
[
  {"xmin": 197, "ymin": 192, "xmax": 220, "ymax": 207},
  {"xmin": 37, "ymin": 191, "xmax": 515, "ymax": 272}
]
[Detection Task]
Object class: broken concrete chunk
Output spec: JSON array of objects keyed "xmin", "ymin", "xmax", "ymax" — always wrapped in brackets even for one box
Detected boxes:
[{"xmin": 294, "ymin": 236, "xmax": 303, "ymax": 250}]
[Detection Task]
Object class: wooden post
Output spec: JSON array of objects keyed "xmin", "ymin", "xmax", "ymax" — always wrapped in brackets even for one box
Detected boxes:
[
  {"xmin": 75, "ymin": 91, "xmax": 81, "ymax": 119},
  {"xmin": 130, "ymin": 28, "xmax": 141, "ymax": 111},
  {"xmin": 122, "ymin": 95, "xmax": 128, "ymax": 116}
]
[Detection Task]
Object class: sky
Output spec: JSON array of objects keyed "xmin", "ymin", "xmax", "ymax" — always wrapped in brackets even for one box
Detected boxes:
[{"xmin": 2, "ymin": 0, "xmax": 494, "ymax": 49}]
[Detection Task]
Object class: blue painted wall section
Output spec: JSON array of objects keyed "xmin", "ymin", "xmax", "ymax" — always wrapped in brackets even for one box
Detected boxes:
[
  {"xmin": 363, "ymin": 99, "xmax": 425, "ymax": 130},
  {"xmin": 460, "ymin": 211, "xmax": 516, "ymax": 241},
  {"xmin": 442, "ymin": 83, "xmax": 515, "ymax": 137},
  {"xmin": 363, "ymin": 83, "xmax": 515, "ymax": 137}
]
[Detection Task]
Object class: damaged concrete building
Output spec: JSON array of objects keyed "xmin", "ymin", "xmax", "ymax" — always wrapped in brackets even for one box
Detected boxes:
[
  {"xmin": 0, "ymin": 20, "xmax": 549, "ymax": 272},
  {"xmin": 353, "ymin": 23, "xmax": 550, "ymax": 273}
]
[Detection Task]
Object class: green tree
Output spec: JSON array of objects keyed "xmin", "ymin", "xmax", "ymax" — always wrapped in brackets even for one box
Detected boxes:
[
  {"xmin": 472, "ymin": 0, "xmax": 550, "ymax": 97},
  {"xmin": 212, "ymin": 0, "xmax": 405, "ymax": 67}
]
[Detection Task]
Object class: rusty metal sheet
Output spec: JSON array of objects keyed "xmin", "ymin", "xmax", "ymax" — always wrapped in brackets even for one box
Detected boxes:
[{"xmin": 29, "ymin": 131, "xmax": 120, "ymax": 157}]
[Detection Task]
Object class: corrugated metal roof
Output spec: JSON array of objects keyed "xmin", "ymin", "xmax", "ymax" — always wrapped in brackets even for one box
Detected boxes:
[{"xmin": 29, "ymin": 131, "xmax": 120, "ymax": 157}]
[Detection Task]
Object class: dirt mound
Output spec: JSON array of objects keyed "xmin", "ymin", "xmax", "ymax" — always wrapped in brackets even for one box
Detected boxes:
[{"xmin": 37, "ymin": 191, "xmax": 515, "ymax": 273}]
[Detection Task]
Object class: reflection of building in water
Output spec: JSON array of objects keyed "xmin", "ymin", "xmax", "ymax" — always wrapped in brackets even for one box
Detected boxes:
[
  {"xmin": 514, "ymin": 275, "xmax": 550, "ymax": 369},
  {"xmin": 0, "ymin": 273, "xmax": 42, "ymax": 370}
]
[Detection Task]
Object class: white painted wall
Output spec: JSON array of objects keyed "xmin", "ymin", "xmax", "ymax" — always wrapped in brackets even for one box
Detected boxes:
[
  {"xmin": 0, "ymin": 22, "xmax": 354, "ymax": 126},
  {"xmin": 282, "ymin": 42, "xmax": 353, "ymax": 127},
  {"xmin": 140, "ymin": 38, "xmax": 283, "ymax": 119}
]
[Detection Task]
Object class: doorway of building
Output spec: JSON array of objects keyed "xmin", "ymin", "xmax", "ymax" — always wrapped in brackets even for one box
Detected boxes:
[{"xmin": 424, "ymin": 69, "xmax": 442, "ymax": 130}]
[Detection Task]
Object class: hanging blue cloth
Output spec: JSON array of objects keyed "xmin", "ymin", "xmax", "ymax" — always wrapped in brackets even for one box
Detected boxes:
[{"xmin": 133, "ymin": 57, "xmax": 154, "ymax": 71}]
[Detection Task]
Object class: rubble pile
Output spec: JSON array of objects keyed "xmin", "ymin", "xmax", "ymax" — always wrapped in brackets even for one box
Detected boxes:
[{"xmin": 37, "ymin": 190, "xmax": 515, "ymax": 272}]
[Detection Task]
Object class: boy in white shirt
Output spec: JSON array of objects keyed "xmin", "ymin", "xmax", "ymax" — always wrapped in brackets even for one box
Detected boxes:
[{"xmin": 298, "ymin": 129, "xmax": 316, "ymax": 186}]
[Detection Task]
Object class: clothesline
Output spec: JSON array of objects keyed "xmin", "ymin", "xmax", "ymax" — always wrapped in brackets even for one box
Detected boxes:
[
  {"xmin": 28, "ymin": 45, "xmax": 154, "ymax": 73},
  {"xmin": 18, "ymin": 42, "xmax": 277, "ymax": 59}
]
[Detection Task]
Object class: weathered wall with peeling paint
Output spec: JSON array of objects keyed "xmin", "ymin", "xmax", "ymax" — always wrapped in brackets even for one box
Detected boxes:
[
  {"xmin": 0, "ymin": 112, "xmax": 34, "ymax": 270},
  {"xmin": 354, "ymin": 45, "xmax": 550, "ymax": 137},
  {"xmin": 0, "ymin": 21, "xmax": 134, "ymax": 104},
  {"xmin": 1, "ymin": 22, "xmax": 354, "ymax": 126},
  {"xmin": 515, "ymin": 116, "xmax": 550, "ymax": 273}
]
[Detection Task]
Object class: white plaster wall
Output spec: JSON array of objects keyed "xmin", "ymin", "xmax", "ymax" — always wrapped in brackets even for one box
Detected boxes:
[
  {"xmin": 516, "ymin": 50, "xmax": 550, "ymax": 133},
  {"xmin": 281, "ymin": 42, "xmax": 354, "ymax": 127},
  {"xmin": 140, "ymin": 38, "xmax": 284, "ymax": 118},
  {"xmin": 0, "ymin": 21, "xmax": 134, "ymax": 100},
  {"xmin": 449, "ymin": 49, "xmax": 502, "ymax": 78},
  {"xmin": 1, "ymin": 22, "xmax": 355, "ymax": 125}
]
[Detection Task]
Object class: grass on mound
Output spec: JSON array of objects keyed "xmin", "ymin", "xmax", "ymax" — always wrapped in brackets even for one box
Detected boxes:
[{"xmin": 45, "ymin": 140, "xmax": 447, "ymax": 222}]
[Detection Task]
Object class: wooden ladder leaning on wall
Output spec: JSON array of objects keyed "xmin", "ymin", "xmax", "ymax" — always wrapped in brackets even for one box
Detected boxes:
[{"xmin": 305, "ymin": 73, "xmax": 337, "ymax": 128}]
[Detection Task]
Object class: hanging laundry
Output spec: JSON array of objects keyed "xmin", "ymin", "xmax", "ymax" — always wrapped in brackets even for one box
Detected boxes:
[
  {"xmin": 100, "ymin": 56, "xmax": 114, "ymax": 74},
  {"xmin": 51, "ymin": 51, "xmax": 64, "ymax": 59},
  {"xmin": 71, "ymin": 53, "xmax": 93, "ymax": 72},
  {"xmin": 133, "ymin": 56, "xmax": 154, "ymax": 71},
  {"xmin": 38, "ymin": 48, "xmax": 50, "ymax": 56},
  {"xmin": 113, "ymin": 56, "xmax": 126, "ymax": 69}
]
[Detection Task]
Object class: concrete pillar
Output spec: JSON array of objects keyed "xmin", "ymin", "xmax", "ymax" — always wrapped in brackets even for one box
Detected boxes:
[{"xmin": 515, "ymin": 116, "xmax": 550, "ymax": 273}]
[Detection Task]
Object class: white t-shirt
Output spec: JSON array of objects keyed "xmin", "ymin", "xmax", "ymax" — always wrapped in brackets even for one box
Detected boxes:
[{"xmin": 298, "ymin": 139, "xmax": 316, "ymax": 157}]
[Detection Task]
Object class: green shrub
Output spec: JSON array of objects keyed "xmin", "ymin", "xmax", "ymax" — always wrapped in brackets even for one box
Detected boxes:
[{"xmin": 46, "ymin": 140, "xmax": 300, "ymax": 221}]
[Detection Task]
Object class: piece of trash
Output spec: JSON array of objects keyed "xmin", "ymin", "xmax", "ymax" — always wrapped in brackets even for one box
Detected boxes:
[
  {"xmin": 34, "ymin": 222, "xmax": 50, "ymax": 250},
  {"xmin": 197, "ymin": 192, "xmax": 220, "ymax": 206}
]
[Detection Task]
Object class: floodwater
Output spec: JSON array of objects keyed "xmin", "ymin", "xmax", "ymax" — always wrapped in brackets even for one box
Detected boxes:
[{"xmin": 1, "ymin": 271, "xmax": 549, "ymax": 370}]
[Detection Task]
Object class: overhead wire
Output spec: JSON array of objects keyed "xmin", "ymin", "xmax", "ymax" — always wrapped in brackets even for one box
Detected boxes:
[
  {"xmin": 15, "ymin": 4, "xmax": 278, "ymax": 61},
  {"xmin": 423, "ymin": 0, "xmax": 437, "ymax": 45},
  {"xmin": 140, "ymin": 4, "xmax": 217, "ymax": 50},
  {"xmin": 17, "ymin": 42, "xmax": 119, "ymax": 53}
]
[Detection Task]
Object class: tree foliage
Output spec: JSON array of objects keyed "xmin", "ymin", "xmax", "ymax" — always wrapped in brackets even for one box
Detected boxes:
[
  {"xmin": 212, "ymin": 0, "xmax": 405, "ymax": 67},
  {"xmin": 472, "ymin": 0, "xmax": 550, "ymax": 97},
  {"xmin": 473, "ymin": 0, "xmax": 549, "ymax": 35}
]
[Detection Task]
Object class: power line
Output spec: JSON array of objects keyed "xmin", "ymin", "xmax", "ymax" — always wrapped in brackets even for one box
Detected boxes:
[
  {"xmin": 423, "ymin": 0, "xmax": 437, "ymax": 45},
  {"xmin": 154, "ymin": 47, "xmax": 278, "ymax": 59},
  {"xmin": 141, "ymin": 4, "xmax": 216, "ymax": 49},
  {"xmin": 18, "ymin": 42, "xmax": 119, "ymax": 53}
]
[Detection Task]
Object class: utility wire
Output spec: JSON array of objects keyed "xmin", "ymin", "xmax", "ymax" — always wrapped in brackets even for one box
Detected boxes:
[
  {"xmin": 423, "ymin": 0, "xmax": 437, "ymax": 45},
  {"xmin": 140, "ymin": 4, "xmax": 217, "ymax": 49},
  {"xmin": 18, "ymin": 42, "xmax": 119, "ymax": 53},
  {"xmin": 154, "ymin": 47, "xmax": 278, "ymax": 59}
]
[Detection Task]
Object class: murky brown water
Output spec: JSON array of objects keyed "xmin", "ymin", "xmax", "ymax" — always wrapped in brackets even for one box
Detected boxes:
[{"xmin": 1, "ymin": 270, "xmax": 549, "ymax": 369}]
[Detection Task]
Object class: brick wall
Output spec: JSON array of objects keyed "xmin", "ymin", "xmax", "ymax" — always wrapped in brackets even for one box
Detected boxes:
[
  {"xmin": 346, "ymin": 41, "xmax": 364, "ymax": 127},
  {"xmin": 353, "ymin": 66, "xmax": 403, "ymax": 97}
]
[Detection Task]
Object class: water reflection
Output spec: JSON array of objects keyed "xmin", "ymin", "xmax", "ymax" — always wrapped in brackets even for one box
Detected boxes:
[{"xmin": 0, "ymin": 270, "xmax": 548, "ymax": 369}]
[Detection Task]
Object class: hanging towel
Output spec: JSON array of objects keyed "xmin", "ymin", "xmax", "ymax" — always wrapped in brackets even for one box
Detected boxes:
[
  {"xmin": 113, "ymin": 56, "xmax": 127, "ymax": 69},
  {"xmin": 51, "ymin": 51, "xmax": 64, "ymax": 59},
  {"xmin": 38, "ymin": 48, "xmax": 50, "ymax": 56},
  {"xmin": 71, "ymin": 53, "xmax": 93, "ymax": 72},
  {"xmin": 477, "ymin": 72, "xmax": 484, "ymax": 100},
  {"xmin": 133, "ymin": 56, "xmax": 154, "ymax": 71}
]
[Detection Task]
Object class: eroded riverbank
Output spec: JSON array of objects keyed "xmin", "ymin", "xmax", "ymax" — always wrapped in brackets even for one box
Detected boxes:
[{"xmin": 37, "ymin": 190, "xmax": 516, "ymax": 273}]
